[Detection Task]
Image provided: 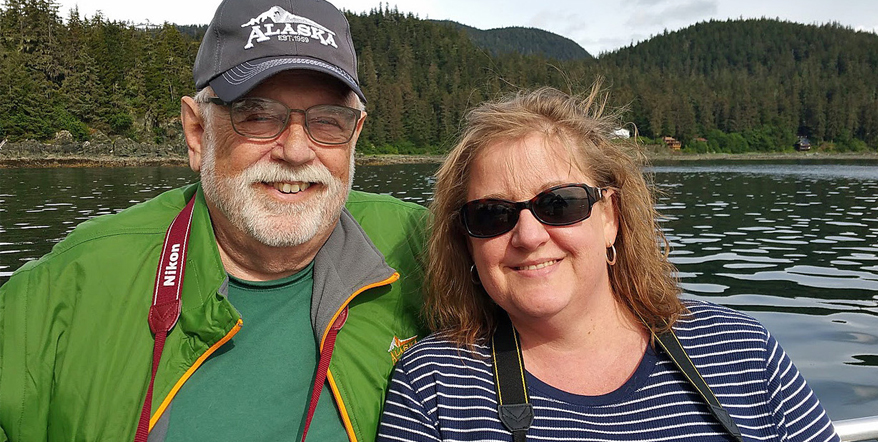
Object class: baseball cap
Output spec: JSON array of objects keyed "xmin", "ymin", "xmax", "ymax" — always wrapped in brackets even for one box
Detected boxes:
[{"xmin": 193, "ymin": 0, "xmax": 365, "ymax": 103}]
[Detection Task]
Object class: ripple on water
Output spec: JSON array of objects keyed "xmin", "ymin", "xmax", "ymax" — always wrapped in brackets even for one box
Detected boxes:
[
  {"xmin": 738, "ymin": 226, "xmax": 775, "ymax": 231},
  {"xmin": 671, "ymin": 252, "xmax": 789, "ymax": 265},
  {"xmin": 831, "ymin": 260, "xmax": 865, "ymax": 266},
  {"xmin": 679, "ymin": 283, "xmax": 729, "ymax": 294},
  {"xmin": 846, "ymin": 253, "xmax": 878, "ymax": 260},
  {"xmin": 723, "ymin": 263, "xmax": 777, "ymax": 269},
  {"xmin": 811, "ymin": 239, "xmax": 837, "ymax": 244},
  {"xmin": 825, "ymin": 235, "xmax": 865, "ymax": 242},
  {"xmin": 837, "ymin": 331, "xmax": 878, "ymax": 345},
  {"xmin": 760, "ymin": 238, "xmax": 809, "ymax": 245},
  {"xmin": 717, "ymin": 267, "xmax": 878, "ymax": 291}
]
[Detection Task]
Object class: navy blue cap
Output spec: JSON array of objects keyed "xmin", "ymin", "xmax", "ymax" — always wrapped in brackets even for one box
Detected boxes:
[{"xmin": 193, "ymin": 0, "xmax": 365, "ymax": 103}]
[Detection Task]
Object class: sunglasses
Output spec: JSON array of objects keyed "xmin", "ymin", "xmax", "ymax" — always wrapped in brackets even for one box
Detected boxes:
[{"xmin": 459, "ymin": 183, "xmax": 606, "ymax": 238}]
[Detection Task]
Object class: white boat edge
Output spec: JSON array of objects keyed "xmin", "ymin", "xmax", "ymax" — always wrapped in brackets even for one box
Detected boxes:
[{"xmin": 836, "ymin": 416, "xmax": 878, "ymax": 442}]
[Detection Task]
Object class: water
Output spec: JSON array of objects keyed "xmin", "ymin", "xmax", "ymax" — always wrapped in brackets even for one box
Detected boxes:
[
  {"xmin": 1, "ymin": 160, "xmax": 876, "ymax": 422},
  {"xmin": 648, "ymin": 161, "xmax": 878, "ymax": 423}
]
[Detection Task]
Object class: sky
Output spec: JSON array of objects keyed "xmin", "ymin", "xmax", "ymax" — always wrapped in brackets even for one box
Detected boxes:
[{"xmin": 50, "ymin": 0, "xmax": 878, "ymax": 56}]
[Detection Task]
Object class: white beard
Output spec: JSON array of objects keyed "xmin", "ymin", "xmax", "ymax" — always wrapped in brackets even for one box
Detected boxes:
[{"xmin": 200, "ymin": 147, "xmax": 354, "ymax": 248}]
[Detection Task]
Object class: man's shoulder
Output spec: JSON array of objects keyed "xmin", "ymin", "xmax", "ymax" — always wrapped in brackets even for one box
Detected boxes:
[
  {"xmin": 345, "ymin": 190, "xmax": 427, "ymax": 214},
  {"xmin": 11, "ymin": 184, "xmax": 197, "ymax": 275},
  {"xmin": 57, "ymin": 184, "xmax": 193, "ymax": 243},
  {"xmin": 344, "ymin": 191, "xmax": 428, "ymax": 254}
]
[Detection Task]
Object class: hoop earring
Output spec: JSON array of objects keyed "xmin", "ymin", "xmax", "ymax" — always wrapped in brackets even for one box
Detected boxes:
[
  {"xmin": 606, "ymin": 244, "xmax": 617, "ymax": 266},
  {"xmin": 470, "ymin": 264, "xmax": 481, "ymax": 285}
]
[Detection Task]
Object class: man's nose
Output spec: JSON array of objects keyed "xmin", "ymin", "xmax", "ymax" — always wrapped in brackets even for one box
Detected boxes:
[{"xmin": 271, "ymin": 113, "xmax": 317, "ymax": 165}]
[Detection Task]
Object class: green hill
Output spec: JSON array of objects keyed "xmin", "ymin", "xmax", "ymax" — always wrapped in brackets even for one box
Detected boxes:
[
  {"xmin": 598, "ymin": 19, "xmax": 878, "ymax": 151},
  {"xmin": 434, "ymin": 20, "xmax": 592, "ymax": 61}
]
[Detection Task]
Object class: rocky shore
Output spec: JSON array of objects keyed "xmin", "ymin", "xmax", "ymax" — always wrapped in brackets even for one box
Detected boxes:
[
  {"xmin": 1, "ymin": 139, "xmax": 876, "ymax": 168},
  {"xmin": 0, "ymin": 139, "xmax": 450, "ymax": 168},
  {"xmin": 0, "ymin": 137, "xmax": 189, "ymax": 168}
]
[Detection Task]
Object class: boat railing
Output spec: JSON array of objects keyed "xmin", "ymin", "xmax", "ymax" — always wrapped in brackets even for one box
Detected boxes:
[{"xmin": 836, "ymin": 416, "xmax": 878, "ymax": 442}]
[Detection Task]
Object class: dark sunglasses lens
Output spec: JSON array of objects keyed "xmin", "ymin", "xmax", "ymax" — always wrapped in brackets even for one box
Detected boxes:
[
  {"xmin": 464, "ymin": 200, "xmax": 518, "ymax": 237},
  {"xmin": 533, "ymin": 186, "xmax": 593, "ymax": 225}
]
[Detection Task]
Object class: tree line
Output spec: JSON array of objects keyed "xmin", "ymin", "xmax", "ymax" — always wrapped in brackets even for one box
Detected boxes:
[{"xmin": 1, "ymin": 0, "xmax": 876, "ymax": 154}]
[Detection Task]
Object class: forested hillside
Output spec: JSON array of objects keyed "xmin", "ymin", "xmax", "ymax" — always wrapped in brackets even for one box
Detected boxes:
[
  {"xmin": 1, "ymin": 0, "xmax": 876, "ymax": 154},
  {"xmin": 599, "ymin": 19, "xmax": 878, "ymax": 153},
  {"xmin": 435, "ymin": 21, "xmax": 593, "ymax": 60}
]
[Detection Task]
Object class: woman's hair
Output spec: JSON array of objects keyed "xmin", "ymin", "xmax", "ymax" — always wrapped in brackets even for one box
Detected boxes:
[{"xmin": 426, "ymin": 83, "xmax": 685, "ymax": 348}]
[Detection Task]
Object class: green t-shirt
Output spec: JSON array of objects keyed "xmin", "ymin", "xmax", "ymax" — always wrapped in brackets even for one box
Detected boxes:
[{"xmin": 165, "ymin": 263, "xmax": 347, "ymax": 441}]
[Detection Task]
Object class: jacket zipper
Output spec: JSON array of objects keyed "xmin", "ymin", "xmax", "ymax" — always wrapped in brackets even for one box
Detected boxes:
[
  {"xmin": 148, "ymin": 319, "xmax": 243, "ymax": 430},
  {"xmin": 323, "ymin": 272, "xmax": 400, "ymax": 442}
]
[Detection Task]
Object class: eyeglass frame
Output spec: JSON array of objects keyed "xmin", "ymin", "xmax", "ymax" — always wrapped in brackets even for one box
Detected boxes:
[
  {"xmin": 458, "ymin": 183, "xmax": 607, "ymax": 238},
  {"xmin": 205, "ymin": 96, "xmax": 363, "ymax": 145}
]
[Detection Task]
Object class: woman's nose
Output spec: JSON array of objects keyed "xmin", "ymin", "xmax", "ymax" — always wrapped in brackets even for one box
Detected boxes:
[{"xmin": 509, "ymin": 209, "xmax": 550, "ymax": 249}]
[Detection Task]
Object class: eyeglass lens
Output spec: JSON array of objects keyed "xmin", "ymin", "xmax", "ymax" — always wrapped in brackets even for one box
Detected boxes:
[
  {"xmin": 461, "ymin": 184, "xmax": 601, "ymax": 238},
  {"xmin": 229, "ymin": 98, "xmax": 359, "ymax": 144}
]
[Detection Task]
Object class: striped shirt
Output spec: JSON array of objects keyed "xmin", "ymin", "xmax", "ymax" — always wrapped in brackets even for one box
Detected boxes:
[{"xmin": 378, "ymin": 300, "xmax": 839, "ymax": 442}]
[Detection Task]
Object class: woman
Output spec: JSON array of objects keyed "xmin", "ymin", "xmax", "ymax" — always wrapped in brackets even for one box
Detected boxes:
[{"xmin": 377, "ymin": 86, "xmax": 839, "ymax": 442}]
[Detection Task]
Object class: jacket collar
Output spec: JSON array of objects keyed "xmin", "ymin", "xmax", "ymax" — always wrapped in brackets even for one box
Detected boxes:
[{"xmin": 311, "ymin": 207, "xmax": 397, "ymax": 345}]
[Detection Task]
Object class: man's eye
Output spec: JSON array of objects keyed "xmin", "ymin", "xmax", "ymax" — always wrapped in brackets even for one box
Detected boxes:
[
  {"xmin": 310, "ymin": 116, "xmax": 343, "ymax": 128},
  {"xmin": 243, "ymin": 113, "xmax": 280, "ymax": 122}
]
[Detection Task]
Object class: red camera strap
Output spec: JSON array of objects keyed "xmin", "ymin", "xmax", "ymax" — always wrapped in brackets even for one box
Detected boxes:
[
  {"xmin": 133, "ymin": 196, "xmax": 196, "ymax": 442},
  {"xmin": 301, "ymin": 307, "xmax": 348, "ymax": 442}
]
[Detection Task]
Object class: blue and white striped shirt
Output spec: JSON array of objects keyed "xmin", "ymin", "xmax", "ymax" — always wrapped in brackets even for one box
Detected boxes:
[{"xmin": 378, "ymin": 300, "xmax": 839, "ymax": 442}]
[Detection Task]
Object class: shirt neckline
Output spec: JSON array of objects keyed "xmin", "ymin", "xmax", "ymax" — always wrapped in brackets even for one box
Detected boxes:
[{"xmin": 524, "ymin": 344, "xmax": 658, "ymax": 407}]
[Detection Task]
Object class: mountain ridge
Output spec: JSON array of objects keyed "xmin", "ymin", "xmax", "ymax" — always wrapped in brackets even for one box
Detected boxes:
[{"xmin": 432, "ymin": 20, "xmax": 593, "ymax": 61}]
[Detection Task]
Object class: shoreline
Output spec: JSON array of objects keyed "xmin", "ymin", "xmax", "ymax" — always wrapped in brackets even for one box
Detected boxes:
[
  {"xmin": 1, "ymin": 151, "xmax": 876, "ymax": 168},
  {"xmin": 0, "ymin": 154, "xmax": 448, "ymax": 168}
]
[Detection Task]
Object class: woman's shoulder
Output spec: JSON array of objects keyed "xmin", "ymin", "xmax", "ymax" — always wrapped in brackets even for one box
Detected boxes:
[
  {"xmin": 669, "ymin": 299, "xmax": 777, "ymax": 383},
  {"xmin": 674, "ymin": 298, "xmax": 770, "ymax": 343},
  {"xmin": 395, "ymin": 333, "xmax": 493, "ymax": 373}
]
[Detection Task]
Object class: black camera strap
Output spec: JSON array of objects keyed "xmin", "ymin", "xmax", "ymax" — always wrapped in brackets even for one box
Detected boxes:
[
  {"xmin": 491, "ymin": 313, "xmax": 743, "ymax": 442},
  {"xmin": 652, "ymin": 324, "xmax": 743, "ymax": 441},
  {"xmin": 491, "ymin": 313, "xmax": 533, "ymax": 442}
]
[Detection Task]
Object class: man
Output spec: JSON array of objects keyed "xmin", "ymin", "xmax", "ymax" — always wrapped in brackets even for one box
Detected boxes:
[{"xmin": 0, "ymin": 0, "xmax": 427, "ymax": 440}]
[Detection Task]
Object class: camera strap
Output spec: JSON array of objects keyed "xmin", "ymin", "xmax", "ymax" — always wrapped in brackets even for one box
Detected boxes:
[
  {"xmin": 491, "ymin": 313, "xmax": 743, "ymax": 442},
  {"xmin": 491, "ymin": 313, "xmax": 533, "ymax": 442},
  {"xmin": 134, "ymin": 195, "xmax": 196, "ymax": 442}
]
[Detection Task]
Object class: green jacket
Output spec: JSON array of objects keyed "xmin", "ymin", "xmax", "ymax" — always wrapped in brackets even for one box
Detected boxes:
[{"xmin": 0, "ymin": 183, "xmax": 428, "ymax": 442}]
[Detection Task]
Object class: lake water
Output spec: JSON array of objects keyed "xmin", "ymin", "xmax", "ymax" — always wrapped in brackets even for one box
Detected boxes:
[{"xmin": 1, "ymin": 160, "xmax": 877, "ymax": 422}]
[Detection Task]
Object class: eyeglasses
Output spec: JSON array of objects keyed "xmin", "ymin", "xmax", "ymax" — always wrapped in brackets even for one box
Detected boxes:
[
  {"xmin": 207, "ymin": 97, "xmax": 362, "ymax": 145},
  {"xmin": 459, "ymin": 183, "xmax": 606, "ymax": 238}
]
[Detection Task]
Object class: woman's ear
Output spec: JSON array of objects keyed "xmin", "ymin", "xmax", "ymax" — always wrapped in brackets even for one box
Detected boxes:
[{"xmin": 601, "ymin": 188, "xmax": 620, "ymax": 247}]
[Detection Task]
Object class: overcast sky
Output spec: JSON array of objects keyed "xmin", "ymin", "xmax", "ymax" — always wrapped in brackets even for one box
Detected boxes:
[{"xmin": 51, "ymin": 0, "xmax": 878, "ymax": 56}]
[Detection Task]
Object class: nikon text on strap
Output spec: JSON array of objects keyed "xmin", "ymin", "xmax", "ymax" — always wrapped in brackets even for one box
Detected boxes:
[{"xmin": 491, "ymin": 313, "xmax": 744, "ymax": 442}]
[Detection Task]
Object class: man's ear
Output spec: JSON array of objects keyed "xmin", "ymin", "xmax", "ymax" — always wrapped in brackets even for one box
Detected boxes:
[
  {"xmin": 348, "ymin": 111, "xmax": 367, "ymax": 147},
  {"xmin": 181, "ymin": 96, "xmax": 205, "ymax": 173}
]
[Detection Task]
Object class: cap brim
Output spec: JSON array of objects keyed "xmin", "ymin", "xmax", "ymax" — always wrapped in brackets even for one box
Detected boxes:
[{"xmin": 209, "ymin": 55, "xmax": 366, "ymax": 104}]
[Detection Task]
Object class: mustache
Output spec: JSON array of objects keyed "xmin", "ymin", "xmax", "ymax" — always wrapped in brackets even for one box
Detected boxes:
[{"xmin": 238, "ymin": 162, "xmax": 334, "ymax": 186}]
